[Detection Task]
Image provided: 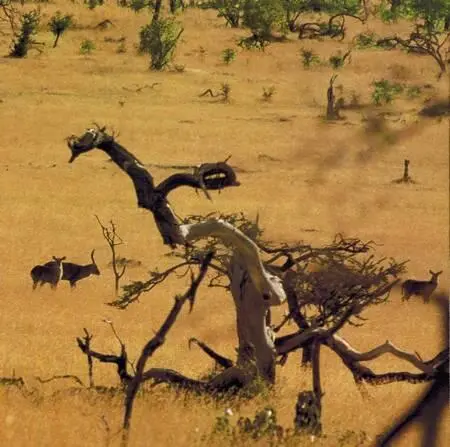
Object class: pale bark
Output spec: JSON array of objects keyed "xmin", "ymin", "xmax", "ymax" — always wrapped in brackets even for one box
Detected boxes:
[
  {"xmin": 180, "ymin": 219, "xmax": 287, "ymax": 305},
  {"xmin": 229, "ymin": 256, "xmax": 276, "ymax": 383},
  {"xmin": 325, "ymin": 335, "xmax": 434, "ymax": 373}
]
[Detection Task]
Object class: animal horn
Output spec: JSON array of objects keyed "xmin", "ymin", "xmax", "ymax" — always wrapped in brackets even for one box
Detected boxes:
[{"xmin": 91, "ymin": 249, "xmax": 96, "ymax": 263}]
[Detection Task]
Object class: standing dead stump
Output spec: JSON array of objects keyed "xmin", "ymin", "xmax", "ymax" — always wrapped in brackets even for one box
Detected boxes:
[
  {"xmin": 392, "ymin": 159, "xmax": 416, "ymax": 184},
  {"xmin": 326, "ymin": 75, "xmax": 342, "ymax": 120}
]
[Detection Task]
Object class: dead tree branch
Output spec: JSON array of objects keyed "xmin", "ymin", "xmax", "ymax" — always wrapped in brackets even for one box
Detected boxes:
[
  {"xmin": 67, "ymin": 128, "xmax": 240, "ymax": 247},
  {"xmin": 95, "ymin": 215, "xmax": 126, "ymax": 295},
  {"xmin": 299, "ymin": 13, "xmax": 365, "ymax": 41},
  {"xmin": 188, "ymin": 337, "xmax": 234, "ymax": 369},
  {"xmin": 35, "ymin": 375, "xmax": 85, "ymax": 386},
  {"xmin": 77, "ymin": 329, "xmax": 132, "ymax": 386},
  {"xmin": 121, "ymin": 251, "xmax": 213, "ymax": 445},
  {"xmin": 326, "ymin": 74, "xmax": 342, "ymax": 120},
  {"xmin": 0, "ymin": 0, "xmax": 19, "ymax": 34},
  {"xmin": 77, "ymin": 253, "xmax": 213, "ymax": 446},
  {"xmin": 376, "ymin": 293, "xmax": 449, "ymax": 445}
]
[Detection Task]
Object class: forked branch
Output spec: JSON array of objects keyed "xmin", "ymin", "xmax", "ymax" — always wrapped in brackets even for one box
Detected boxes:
[
  {"xmin": 95, "ymin": 215, "xmax": 127, "ymax": 295},
  {"xmin": 77, "ymin": 253, "xmax": 214, "ymax": 447}
]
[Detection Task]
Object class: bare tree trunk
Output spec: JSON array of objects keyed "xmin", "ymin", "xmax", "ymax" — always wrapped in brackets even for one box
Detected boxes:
[
  {"xmin": 229, "ymin": 256, "xmax": 276, "ymax": 383},
  {"xmin": 152, "ymin": 0, "xmax": 163, "ymax": 24},
  {"xmin": 53, "ymin": 32, "xmax": 61, "ymax": 48},
  {"xmin": 169, "ymin": 0, "xmax": 177, "ymax": 14},
  {"xmin": 180, "ymin": 219, "xmax": 286, "ymax": 384},
  {"xmin": 311, "ymin": 341, "xmax": 322, "ymax": 409},
  {"xmin": 326, "ymin": 75, "xmax": 340, "ymax": 120}
]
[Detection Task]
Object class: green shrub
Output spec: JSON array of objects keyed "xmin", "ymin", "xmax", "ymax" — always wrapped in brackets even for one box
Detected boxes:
[
  {"xmin": 221, "ymin": 47, "xmax": 236, "ymax": 64},
  {"xmin": 85, "ymin": 0, "xmax": 104, "ymax": 10},
  {"xmin": 128, "ymin": 0, "xmax": 150, "ymax": 12},
  {"xmin": 139, "ymin": 18, "xmax": 184, "ymax": 70},
  {"xmin": 372, "ymin": 79, "xmax": 404, "ymax": 105},
  {"xmin": 48, "ymin": 11, "xmax": 73, "ymax": 48},
  {"xmin": 80, "ymin": 39, "xmax": 95, "ymax": 54},
  {"xmin": 328, "ymin": 50, "xmax": 351, "ymax": 69},
  {"xmin": 9, "ymin": 10, "xmax": 40, "ymax": 58},
  {"xmin": 217, "ymin": 0, "xmax": 245, "ymax": 27},
  {"xmin": 354, "ymin": 31, "xmax": 378, "ymax": 48},
  {"xmin": 242, "ymin": 0, "xmax": 286, "ymax": 38},
  {"xmin": 300, "ymin": 48, "xmax": 320, "ymax": 68},
  {"xmin": 406, "ymin": 85, "xmax": 422, "ymax": 98}
]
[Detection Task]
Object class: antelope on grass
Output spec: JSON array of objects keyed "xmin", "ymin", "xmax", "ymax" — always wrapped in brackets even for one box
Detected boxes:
[
  {"xmin": 401, "ymin": 270, "xmax": 443, "ymax": 303},
  {"xmin": 30, "ymin": 256, "xmax": 66, "ymax": 290},
  {"xmin": 45, "ymin": 250, "xmax": 100, "ymax": 288}
]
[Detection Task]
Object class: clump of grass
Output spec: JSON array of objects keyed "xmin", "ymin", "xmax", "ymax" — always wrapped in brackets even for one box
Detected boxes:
[
  {"xmin": 262, "ymin": 86, "xmax": 276, "ymax": 101},
  {"xmin": 300, "ymin": 48, "xmax": 320, "ymax": 68},
  {"xmin": 354, "ymin": 31, "xmax": 378, "ymax": 49},
  {"xmin": 221, "ymin": 83, "xmax": 231, "ymax": 102},
  {"xmin": 329, "ymin": 50, "xmax": 351, "ymax": 70},
  {"xmin": 221, "ymin": 47, "xmax": 236, "ymax": 65},
  {"xmin": 128, "ymin": 0, "xmax": 148, "ymax": 12},
  {"xmin": 80, "ymin": 39, "xmax": 95, "ymax": 55},
  {"xmin": 406, "ymin": 85, "xmax": 422, "ymax": 99},
  {"xmin": 209, "ymin": 406, "xmax": 284, "ymax": 443},
  {"xmin": 173, "ymin": 64, "xmax": 185, "ymax": 72},
  {"xmin": 116, "ymin": 41, "xmax": 126, "ymax": 53},
  {"xmin": 372, "ymin": 79, "xmax": 404, "ymax": 105}
]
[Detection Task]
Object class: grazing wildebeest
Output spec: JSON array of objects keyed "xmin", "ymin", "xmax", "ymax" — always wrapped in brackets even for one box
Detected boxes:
[
  {"xmin": 44, "ymin": 250, "xmax": 100, "ymax": 288},
  {"xmin": 401, "ymin": 270, "xmax": 443, "ymax": 303},
  {"xmin": 30, "ymin": 256, "xmax": 66, "ymax": 290}
]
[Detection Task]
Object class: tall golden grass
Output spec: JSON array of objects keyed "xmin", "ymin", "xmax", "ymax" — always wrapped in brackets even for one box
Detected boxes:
[{"xmin": 0, "ymin": 2, "xmax": 448, "ymax": 446}]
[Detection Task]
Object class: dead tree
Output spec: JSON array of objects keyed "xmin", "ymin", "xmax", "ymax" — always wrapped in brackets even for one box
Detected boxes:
[
  {"xmin": 95, "ymin": 215, "xmax": 126, "ymax": 295},
  {"xmin": 79, "ymin": 212, "xmax": 446, "ymax": 439},
  {"xmin": 326, "ymin": 75, "xmax": 342, "ymax": 120},
  {"xmin": 298, "ymin": 13, "xmax": 365, "ymax": 41},
  {"xmin": 0, "ymin": 0, "xmax": 19, "ymax": 34},
  {"xmin": 392, "ymin": 159, "xmax": 416, "ymax": 184},
  {"xmin": 66, "ymin": 126, "xmax": 240, "ymax": 247}
]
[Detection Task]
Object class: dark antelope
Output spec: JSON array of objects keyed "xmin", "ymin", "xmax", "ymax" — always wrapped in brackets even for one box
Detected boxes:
[
  {"xmin": 401, "ymin": 270, "xmax": 443, "ymax": 303},
  {"xmin": 44, "ymin": 250, "xmax": 100, "ymax": 288},
  {"xmin": 30, "ymin": 256, "xmax": 66, "ymax": 290},
  {"xmin": 66, "ymin": 126, "xmax": 240, "ymax": 247}
]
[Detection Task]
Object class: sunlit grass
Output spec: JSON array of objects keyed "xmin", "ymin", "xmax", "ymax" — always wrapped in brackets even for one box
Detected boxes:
[{"xmin": 0, "ymin": 1, "xmax": 448, "ymax": 446}]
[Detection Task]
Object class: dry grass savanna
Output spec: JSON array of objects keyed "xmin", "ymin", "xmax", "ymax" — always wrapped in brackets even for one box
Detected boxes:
[{"xmin": 0, "ymin": 1, "xmax": 448, "ymax": 446}]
